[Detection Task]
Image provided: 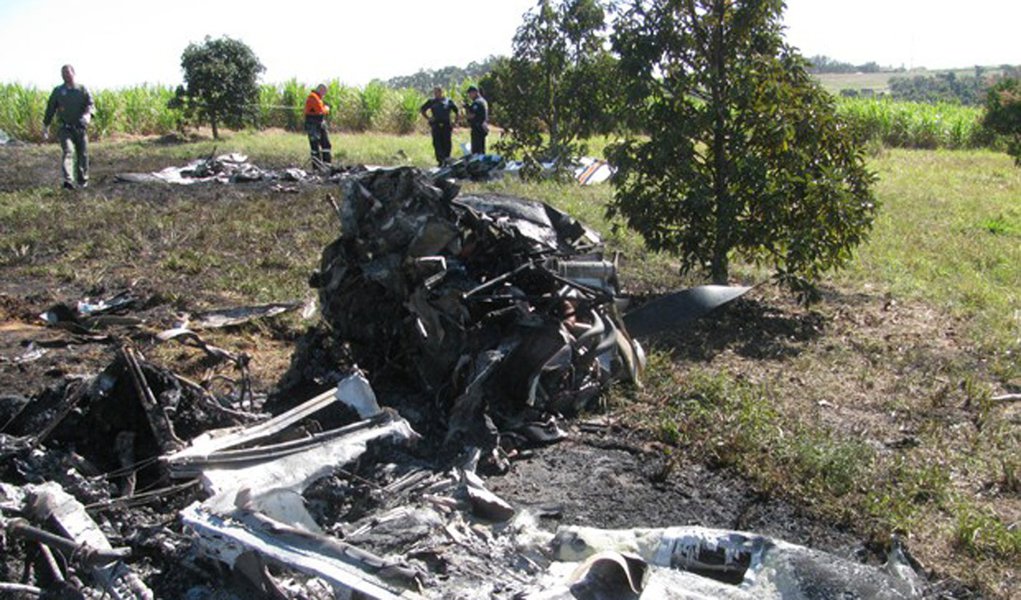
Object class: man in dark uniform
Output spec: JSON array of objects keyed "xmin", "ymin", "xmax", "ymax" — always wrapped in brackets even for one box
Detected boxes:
[
  {"xmin": 304, "ymin": 84, "xmax": 332, "ymax": 170},
  {"xmin": 43, "ymin": 64, "xmax": 94, "ymax": 190},
  {"xmin": 420, "ymin": 86, "xmax": 459, "ymax": 166},
  {"xmin": 466, "ymin": 86, "xmax": 489, "ymax": 156}
]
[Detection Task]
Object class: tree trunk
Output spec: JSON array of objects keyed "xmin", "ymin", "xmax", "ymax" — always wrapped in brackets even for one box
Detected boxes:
[
  {"xmin": 547, "ymin": 61, "xmax": 559, "ymax": 160},
  {"xmin": 709, "ymin": 0, "xmax": 732, "ymax": 285},
  {"xmin": 211, "ymin": 116, "xmax": 220, "ymax": 140},
  {"xmin": 710, "ymin": 251, "xmax": 729, "ymax": 285}
]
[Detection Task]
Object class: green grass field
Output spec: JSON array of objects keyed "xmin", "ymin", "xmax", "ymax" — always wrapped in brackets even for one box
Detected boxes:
[
  {"xmin": 815, "ymin": 71, "xmax": 899, "ymax": 95},
  {"xmin": 1, "ymin": 131, "xmax": 1019, "ymax": 597},
  {"xmin": 842, "ymin": 149, "xmax": 1021, "ymax": 357}
]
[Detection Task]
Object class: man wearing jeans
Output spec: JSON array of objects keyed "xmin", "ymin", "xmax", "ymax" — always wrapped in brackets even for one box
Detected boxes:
[{"xmin": 43, "ymin": 65, "xmax": 94, "ymax": 190}]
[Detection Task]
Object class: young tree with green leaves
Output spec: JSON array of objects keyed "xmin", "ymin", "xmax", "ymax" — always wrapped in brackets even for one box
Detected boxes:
[
  {"xmin": 483, "ymin": 0, "xmax": 617, "ymax": 177},
  {"xmin": 982, "ymin": 78, "xmax": 1021, "ymax": 166},
  {"xmin": 608, "ymin": 0, "xmax": 877, "ymax": 300},
  {"xmin": 172, "ymin": 36, "xmax": 264, "ymax": 139}
]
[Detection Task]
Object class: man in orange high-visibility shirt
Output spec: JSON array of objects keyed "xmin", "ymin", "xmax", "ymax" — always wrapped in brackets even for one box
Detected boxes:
[{"xmin": 304, "ymin": 84, "xmax": 332, "ymax": 169}]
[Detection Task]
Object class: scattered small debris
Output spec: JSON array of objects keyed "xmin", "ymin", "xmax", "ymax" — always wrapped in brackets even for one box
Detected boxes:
[
  {"xmin": 188, "ymin": 301, "xmax": 304, "ymax": 330},
  {"xmin": 114, "ymin": 153, "xmax": 368, "ymax": 185},
  {"xmin": 434, "ymin": 154, "xmax": 506, "ymax": 181},
  {"xmin": 501, "ymin": 156, "xmax": 615, "ymax": 186},
  {"xmin": 39, "ymin": 290, "xmax": 143, "ymax": 334},
  {"xmin": 436, "ymin": 153, "xmax": 615, "ymax": 185},
  {"xmin": 0, "ymin": 342, "xmax": 47, "ymax": 364}
]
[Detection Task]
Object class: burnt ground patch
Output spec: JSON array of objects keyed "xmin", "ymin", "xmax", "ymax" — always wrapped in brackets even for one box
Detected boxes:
[{"xmin": 489, "ymin": 430, "xmax": 867, "ymax": 555}]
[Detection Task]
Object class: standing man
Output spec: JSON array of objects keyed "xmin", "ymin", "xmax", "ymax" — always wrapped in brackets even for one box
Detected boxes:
[
  {"xmin": 420, "ymin": 86, "xmax": 458, "ymax": 166},
  {"xmin": 43, "ymin": 65, "xmax": 94, "ymax": 190},
  {"xmin": 304, "ymin": 83, "xmax": 332, "ymax": 169},
  {"xmin": 465, "ymin": 86, "xmax": 489, "ymax": 156}
]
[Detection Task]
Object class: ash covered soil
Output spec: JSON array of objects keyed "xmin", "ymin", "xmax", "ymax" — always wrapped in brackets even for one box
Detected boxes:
[
  {"xmin": 490, "ymin": 430, "xmax": 867, "ymax": 553},
  {"xmin": 0, "ymin": 141, "xmax": 994, "ymax": 598}
]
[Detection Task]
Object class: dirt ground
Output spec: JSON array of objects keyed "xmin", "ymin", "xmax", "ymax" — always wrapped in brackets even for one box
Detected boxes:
[{"xmin": 1, "ymin": 142, "xmax": 1008, "ymax": 597}]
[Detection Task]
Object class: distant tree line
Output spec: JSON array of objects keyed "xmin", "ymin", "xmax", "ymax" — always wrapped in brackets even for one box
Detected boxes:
[
  {"xmin": 887, "ymin": 66, "xmax": 1021, "ymax": 106},
  {"xmin": 383, "ymin": 56, "xmax": 503, "ymax": 93},
  {"xmin": 889, "ymin": 67, "xmax": 989, "ymax": 105},
  {"xmin": 806, "ymin": 55, "xmax": 889, "ymax": 74}
]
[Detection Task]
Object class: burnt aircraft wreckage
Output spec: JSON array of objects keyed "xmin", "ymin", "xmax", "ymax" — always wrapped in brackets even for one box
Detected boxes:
[
  {"xmin": 311, "ymin": 167, "xmax": 660, "ymax": 466},
  {"xmin": 0, "ymin": 166, "xmax": 928, "ymax": 598}
]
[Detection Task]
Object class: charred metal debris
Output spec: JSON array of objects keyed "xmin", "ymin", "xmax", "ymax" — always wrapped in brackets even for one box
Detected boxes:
[
  {"xmin": 310, "ymin": 167, "xmax": 645, "ymax": 469},
  {"xmin": 0, "ymin": 166, "xmax": 929, "ymax": 598}
]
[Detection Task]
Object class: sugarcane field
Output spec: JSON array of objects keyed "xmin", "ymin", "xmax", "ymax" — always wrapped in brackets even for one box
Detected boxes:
[{"xmin": 1, "ymin": 1, "xmax": 1020, "ymax": 599}]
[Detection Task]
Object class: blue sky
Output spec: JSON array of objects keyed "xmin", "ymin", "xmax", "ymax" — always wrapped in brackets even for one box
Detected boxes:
[{"xmin": 0, "ymin": 0, "xmax": 1016, "ymax": 89}]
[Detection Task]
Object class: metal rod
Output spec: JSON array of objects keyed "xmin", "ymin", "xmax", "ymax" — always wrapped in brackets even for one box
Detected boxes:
[
  {"xmin": 37, "ymin": 542, "xmax": 65, "ymax": 582},
  {"xmin": 120, "ymin": 346, "xmax": 185, "ymax": 453},
  {"xmin": 462, "ymin": 261, "xmax": 535, "ymax": 298},
  {"xmin": 84, "ymin": 480, "xmax": 199, "ymax": 511},
  {"xmin": 6, "ymin": 519, "xmax": 131, "ymax": 567},
  {"xmin": 0, "ymin": 582, "xmax": 43, "ymax": 596}
]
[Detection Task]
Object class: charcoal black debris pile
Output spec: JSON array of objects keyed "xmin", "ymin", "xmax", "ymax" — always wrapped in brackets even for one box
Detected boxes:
[
  {"xmin": 0, "ymin": 345, "xmax": 261, "ymax": 599},
  {"xmin": 311, "ymin": 167, "xmax": 644, "ymax": 461}
]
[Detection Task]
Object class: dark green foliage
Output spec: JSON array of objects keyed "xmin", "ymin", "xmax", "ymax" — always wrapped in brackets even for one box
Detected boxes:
[
  {"xmin": 889, "ymin": 68, "xmax": 990, "ymax": 106},
  {"xmin": 982, "ymin": 78, "xmax": 1021, "ymax": 166},
  {"xmin": 173, "ymin": 36, "xmax": 265, "ymax": 139},
  {"xmin": 486, "ymin": 0, "xmax": 618, "ymax": 177},
  {"xmin": 608, "ymin": 0, "xmax": 877, "ymax": 300}
]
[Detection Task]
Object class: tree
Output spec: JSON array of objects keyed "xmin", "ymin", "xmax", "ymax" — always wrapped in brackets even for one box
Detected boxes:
[
  {"xmin": 484, "ymin": 0, "xmax": 618, "ymax": 176},
  {"xmin": 173, "ymin": 36, "xmax": 264, "ymax": 139},
  {"xmin": 607, "ymin": 0, "xmax": 877, "ymax": 300},
  {"xmin": 982, "ymin": 78, "xmax": 1021, "ymax": 166}
]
